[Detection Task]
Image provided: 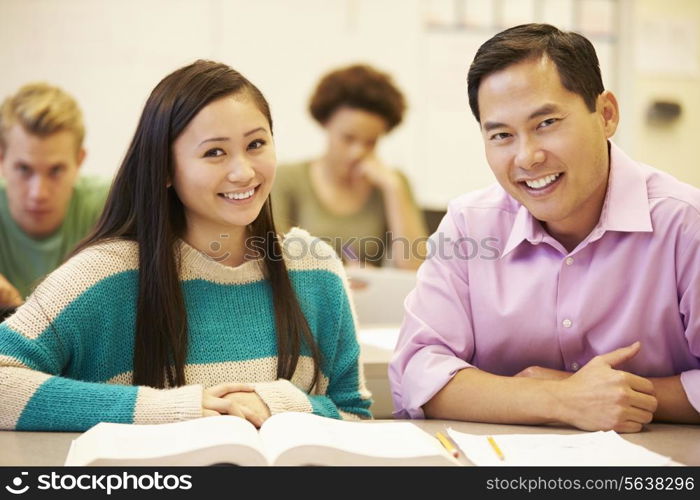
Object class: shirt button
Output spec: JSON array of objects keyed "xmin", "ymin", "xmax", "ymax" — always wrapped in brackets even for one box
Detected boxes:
[
  {"xmin": 565, "ymin": 257, "xmax": 574, "ymax": 265},
  {"xmin": 562, "ymin": 319, "xmax": 572, "ymax": 328},
  {"xmin": 571, "ymin": 362, "xmax": 580, "ymax": 371}
]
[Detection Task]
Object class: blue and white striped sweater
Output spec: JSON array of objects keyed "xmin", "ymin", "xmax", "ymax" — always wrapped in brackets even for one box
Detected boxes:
[{"xmin": 0, "ymin": 228, "xmax": 372, "ymax": 430}]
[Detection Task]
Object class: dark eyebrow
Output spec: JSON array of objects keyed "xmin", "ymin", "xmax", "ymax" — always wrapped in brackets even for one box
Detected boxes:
[
  {"xmin": 198, "ymin": 137, "xmax": 229, "ymax": 147},
  {"xmin": 527, "ymin": 104, "xmax": 560, "ymax": 121},
  {"xmin": 482, "ymin": 104, "xmax": 562, "ymax": 132},
  {"xmin": 244, "ymin": 127, "xmax": 266, "ymax": 137},
  {"xmin": 482, "ymin": 121, "xmax": 507, "ymax": 133},
  {"xmin": 197, "ymin": 127, "xmax": 267, "ymax": 147}
]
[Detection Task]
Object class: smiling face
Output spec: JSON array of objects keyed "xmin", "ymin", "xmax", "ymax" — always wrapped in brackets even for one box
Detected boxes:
[
  {"xmin": 324, "ymin": 106, "xmax": 388, "ymax": 172},
  {"xmin": 478, "ymin": 56, "xmax": 619, "ymax": 247},
  {"xmin": 171, "ymin": 94, "xmax": 276, "ymax": 251},
  {"xmin": 0, "ymin": 125, "xmax": 84, "ymax": 239}
]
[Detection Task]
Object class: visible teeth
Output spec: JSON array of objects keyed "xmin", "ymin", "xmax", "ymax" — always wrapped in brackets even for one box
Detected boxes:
[
  {"xmin": 223, "ymin": 189, "xmax": 255, "ymax": 200},
  {"xmin": 525, "ymin": 173, "xmax": 560, "ymax": 189}
]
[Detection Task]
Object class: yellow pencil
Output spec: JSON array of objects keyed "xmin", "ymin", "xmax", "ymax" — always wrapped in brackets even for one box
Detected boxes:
[
  {"xmin": 487, "ymin": 435, "xmax": 505, "ymax": 461},
  {"xmin": 435, "ymin": 431, "xmax": 459, "ymax": 458}
]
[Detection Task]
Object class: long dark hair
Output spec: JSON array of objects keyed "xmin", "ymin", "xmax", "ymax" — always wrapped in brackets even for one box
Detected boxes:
[{"xmin": 73, "ymin": 60, "xmax": 322, "ymax": 390}]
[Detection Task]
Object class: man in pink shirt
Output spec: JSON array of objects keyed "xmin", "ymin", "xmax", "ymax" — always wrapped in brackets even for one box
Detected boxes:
[{"xmin": 389, "ymin": 23, "xmax": 700, "ymax": 432}]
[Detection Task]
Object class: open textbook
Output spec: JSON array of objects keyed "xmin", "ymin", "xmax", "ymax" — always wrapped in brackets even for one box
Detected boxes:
[
  {"xmin": 65, "ymin": 412, "xmax": 456, "ymax": 466},
  {"xmin": 447, "ymin": 429, "xmax": 675, "ymax": 466}
]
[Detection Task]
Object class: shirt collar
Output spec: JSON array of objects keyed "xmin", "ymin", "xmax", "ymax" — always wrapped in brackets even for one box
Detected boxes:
[
  {"xmin": 598, "ymin": 142, "xmax": 653, "ymax": 234},
  {"xmin": 501, "ymin": 204, "xmax": 545, "ymax": 258},
  {"xmin": 500, "ymin": 142, "xmax": 652, "ymax": 259}
]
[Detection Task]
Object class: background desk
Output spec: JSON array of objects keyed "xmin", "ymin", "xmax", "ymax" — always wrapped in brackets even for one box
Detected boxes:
[
  {"xmin": 358, "ymin": 326, "xmax": 397, "ymax": 419},
  {"xmin": 1, "ymin": 421, "xmax": 698, "ymax": 466}
]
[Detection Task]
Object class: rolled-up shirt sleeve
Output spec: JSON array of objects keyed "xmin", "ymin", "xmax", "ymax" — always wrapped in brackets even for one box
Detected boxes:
[
  {"xmin": 389, "ymin": 202, "xmax": 477, "ymax": 419},
  {"xmin": 677, "ymin": 211, "xmax": 700, "ymax": 414}
]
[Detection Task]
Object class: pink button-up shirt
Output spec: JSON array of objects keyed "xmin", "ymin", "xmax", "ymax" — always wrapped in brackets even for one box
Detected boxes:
[{"xmin": 389, "ymin": 143, "xmax": 700, "ymax": 418}]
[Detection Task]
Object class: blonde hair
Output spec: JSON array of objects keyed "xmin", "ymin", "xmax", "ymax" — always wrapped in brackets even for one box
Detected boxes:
[{"xmin": 0, "ymin": 82, "xmax": 85, "ymax": 154}]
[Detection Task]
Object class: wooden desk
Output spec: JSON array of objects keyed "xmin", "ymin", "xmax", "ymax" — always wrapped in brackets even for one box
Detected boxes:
[{"xmin": 1, "ymin": 420, "xmax": 698, "ymax": 466}]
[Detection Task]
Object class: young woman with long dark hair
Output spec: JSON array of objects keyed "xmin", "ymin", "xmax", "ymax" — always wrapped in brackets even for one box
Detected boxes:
[{"xmin": 0, "ymin": 60, "xmax": 371, "ymax": 431}]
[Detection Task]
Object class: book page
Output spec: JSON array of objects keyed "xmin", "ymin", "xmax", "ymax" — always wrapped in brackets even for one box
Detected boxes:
[
  {"xmin": 447, "ymin": 429, "xmax": 673, "ymax": 466},
  {"xmin": 259, "ymin": 412, "xmax": 449, "ymax": 465},
  {"xmin": 65, "ymin": 416, "xmax": 265, "ymax": 466}
]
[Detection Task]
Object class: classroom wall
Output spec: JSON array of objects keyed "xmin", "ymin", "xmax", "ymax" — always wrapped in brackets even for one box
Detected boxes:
[
  {"xmin": 0, "ymin": 0, "xmax": 697, "ymax": 209},
  {"xmin": 626, "ymin": 0, "xmax": 700, "ymax": 187},
  {"xmin": 0, "ymin": 0, "xmax": 430, "ymax": 197}
]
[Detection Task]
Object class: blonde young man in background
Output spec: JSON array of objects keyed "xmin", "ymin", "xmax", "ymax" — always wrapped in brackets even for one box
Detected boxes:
[{"xmin": 0, "ymin": 83, "xmax": 108, "ymax": 312}]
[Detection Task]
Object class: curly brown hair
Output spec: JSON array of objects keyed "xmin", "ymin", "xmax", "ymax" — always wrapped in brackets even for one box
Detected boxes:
[{"xmin": 309, "ymin": 64, "xmax": 406, "ymax": 132}]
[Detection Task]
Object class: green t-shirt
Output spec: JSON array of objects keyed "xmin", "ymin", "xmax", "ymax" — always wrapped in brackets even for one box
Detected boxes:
[
  {"xmin": 271, "ymin": 161, "xmax": 421, "ymax": 266},
  {"xmin": 0, "ymin": 176, "xmax": 109, "ymax": 298}
]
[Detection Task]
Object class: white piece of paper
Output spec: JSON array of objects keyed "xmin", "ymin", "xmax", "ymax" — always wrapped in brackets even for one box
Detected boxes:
[
  {"xmin": 358, "ymin": 327, "xmax": 400, "ymax": 352},
  {"xmin": 447, "ymin": 429, "xmax": 674, "ymax": 466}
]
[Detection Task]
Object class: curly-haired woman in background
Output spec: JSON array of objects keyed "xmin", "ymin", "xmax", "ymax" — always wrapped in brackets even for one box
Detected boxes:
[{"xmin": 272, "ymin": 64, "xmax": 427, "ymax": 270}]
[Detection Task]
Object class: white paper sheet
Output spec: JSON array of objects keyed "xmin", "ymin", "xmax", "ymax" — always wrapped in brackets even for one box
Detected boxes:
[{"xmin": 447, "ymin": 429, "xmax": 674, "ymax": 466}]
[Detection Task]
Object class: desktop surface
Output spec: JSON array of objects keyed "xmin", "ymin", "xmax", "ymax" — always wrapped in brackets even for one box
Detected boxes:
[{"xmin": 1, "ymin": 421, "xmax": 698, "ymax": 466}]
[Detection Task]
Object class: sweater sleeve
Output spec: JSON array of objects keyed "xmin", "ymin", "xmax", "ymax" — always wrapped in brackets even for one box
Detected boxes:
[
  {"xmin": 252, "ymin": 230, "xmax": 372, "ymax": 420},
  {"xmin": 251, "ymin": 286, "xmax": 372, "ymax": 421},
  {"xmin": 0, "ymin": 243, "xmax": 203, "ymax": 431},
  {"xmin": 307, "ymin": 285, "xmax": 373, "ymax": 421}
]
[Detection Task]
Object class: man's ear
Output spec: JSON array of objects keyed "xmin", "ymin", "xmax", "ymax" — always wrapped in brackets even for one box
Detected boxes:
[
  {"xmin": 76, "ymin": 148, "xmax": 86, "ymax": 169},
  {"xmin": 598, "ymin": 90, "xmax": 620, "ymax": 139}
]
